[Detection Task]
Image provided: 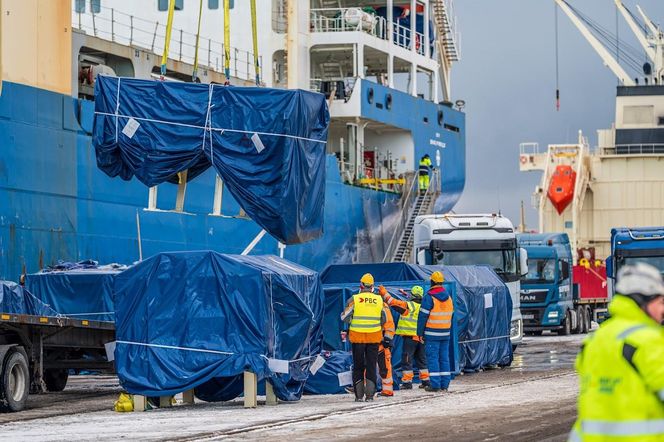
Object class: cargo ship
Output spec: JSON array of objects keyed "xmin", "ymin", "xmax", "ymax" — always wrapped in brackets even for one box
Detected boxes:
[{"xmin": 0, "ymin": 0, "xmax": 466, "ymax": 279}]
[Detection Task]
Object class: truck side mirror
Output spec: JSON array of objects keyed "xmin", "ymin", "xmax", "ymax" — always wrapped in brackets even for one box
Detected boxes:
[
  {"xmin": 606, "ymin": 256, "xmax": 613, "ymax": 278},
  {"xmin": 519, "ymin": 247, "xmax": 528, "ymax": 276}
]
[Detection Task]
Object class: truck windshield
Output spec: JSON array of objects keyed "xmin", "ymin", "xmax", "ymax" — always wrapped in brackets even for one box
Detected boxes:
[
  {"xmin": 439, "ymin": 249, "xmax": 517, "ymax": 280},
  {"xmin": 522, "ymin": 258, "xmax": 556, "ymax": 283},
  {"xmin": 620, "ymin": 256, "xmax": 664, "ymax": 277}
]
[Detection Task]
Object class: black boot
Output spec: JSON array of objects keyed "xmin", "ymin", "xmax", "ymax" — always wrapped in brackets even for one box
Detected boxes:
[
  {"xmin": 419, "ymin": 380, "xmax": 431, "ymax": 389},
  {"xmin": 365, "ymin": 380, "xmax": 376, "ymax": 401},
  {"xmin": 400, "ymin": 382, "xmax": 413, "ymax": 390},
  {"xmin": 353, "ymin": 381, "xmax": 365, "ymax": 402},
  {"xmin": 424, "ymin": 385, "xmax": 441, "ymax": 393}
]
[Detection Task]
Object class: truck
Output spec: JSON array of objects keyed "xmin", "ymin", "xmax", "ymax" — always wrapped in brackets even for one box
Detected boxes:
[
  {"xmin": 0, "ymin": 310, "xmax": 114, "ymax": 412},
  {"xmin": 413, "ymin": 213, "xmax": 527, "ymax": 350},
  {"xmin": 517, "ymin": 233, "xmax": 609, "ymax": 335},
  {"xmin": 607, "ymin": 227, "xmax": 664, "ymax": 292}
]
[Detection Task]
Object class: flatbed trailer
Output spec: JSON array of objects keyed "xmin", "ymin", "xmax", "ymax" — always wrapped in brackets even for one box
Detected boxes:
[{"xmin": 0, "ymin": 311, "xmax": 115, "ymax": 412}]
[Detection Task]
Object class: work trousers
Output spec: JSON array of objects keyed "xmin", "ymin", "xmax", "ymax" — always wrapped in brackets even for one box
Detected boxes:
[
  {"xmin": 401, "ymin": 336, "xmax": 429, "ymax": 383},
  {"xmin": 425, "ymin": 338, "xmax": 451, "ymax": 389},
  {"xmin": 418, "ymin": 173, "xmax": 430, "ymax": 191},
  {"xmin": 377, "ymin": 345, "xmax": 393, "ymax": 394},
  {"xmin": 352, "ymin": 343, "xmax": 379, "ymax": 388}
]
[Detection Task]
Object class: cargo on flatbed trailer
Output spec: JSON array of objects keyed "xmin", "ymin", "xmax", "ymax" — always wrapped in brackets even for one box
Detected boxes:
[{"xmin": 0, "ymin": 311, "xmax": 114, "ymax": 412}]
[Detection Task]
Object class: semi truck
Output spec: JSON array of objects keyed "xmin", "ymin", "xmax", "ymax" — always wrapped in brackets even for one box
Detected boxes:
[
  {"xmin": 607, "ymin": 227, "xmax": 664, "ymax": 291},
  {"xmin": 517, "ymin": 233, "xmax": 609, "ymax": 335},
  {"xmin": 413, "ymin": 213, "xmax": 527, "ymax": 349}
]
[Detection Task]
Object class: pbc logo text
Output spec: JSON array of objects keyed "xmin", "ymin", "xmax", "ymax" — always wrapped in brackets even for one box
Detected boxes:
[{"xmin": 359, "ymin": 297, "xmax": 378, "ymax": 304}]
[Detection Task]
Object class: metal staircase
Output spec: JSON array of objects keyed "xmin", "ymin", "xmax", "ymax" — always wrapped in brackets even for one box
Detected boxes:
[
  {"xmin": 383, "ymin": 170, "xmax": 440, "ymax": 263},
  {"xmin": 431, "ymin": 0, "xmax": 460, "ymax": 63}
]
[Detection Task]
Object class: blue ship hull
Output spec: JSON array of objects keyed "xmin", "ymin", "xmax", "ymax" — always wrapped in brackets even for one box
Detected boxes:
[{"xmin": 0, "ymin": 80, "xmax": 465, "ymax": 279}]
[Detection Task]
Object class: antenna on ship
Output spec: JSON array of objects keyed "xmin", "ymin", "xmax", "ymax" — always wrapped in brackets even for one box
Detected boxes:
[{"xmin": 555, "ymin": 3, "xmax": 561, "ymax": 111}]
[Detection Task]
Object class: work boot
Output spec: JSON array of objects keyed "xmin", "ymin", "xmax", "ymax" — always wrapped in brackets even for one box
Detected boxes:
[
  {"xmin": 353, "ymin": 381, "xmax": 365, "ymax": 402},
  {"xmin": 400, "ymin": 382, "xmax": 413, "ymax": 390},
  {"xmin": 379, "ymin": 390, "xmax": 393, "ymax": 397},
  {"xmin": 424, "ymin": 385, "xmax": 441, "ymax": 393},
  {"xmin": 419, "ymin": 380, "xmax": 431, "ymax": 389},
  {"xmin": 365, "ymin": 380, "xmax": 376, "ymax": 401}
]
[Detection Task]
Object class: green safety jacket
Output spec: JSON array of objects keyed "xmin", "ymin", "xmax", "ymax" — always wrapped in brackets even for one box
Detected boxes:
[
  {"xmin": 569, "ymin": 295, "xmax": 664, "ymax": 442},
  {"xmin": 395, "ymin": 300, "xmax": 420, "ymax": 336}
]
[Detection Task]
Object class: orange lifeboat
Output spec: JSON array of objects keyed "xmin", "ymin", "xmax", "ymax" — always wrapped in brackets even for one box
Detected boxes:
[{"xmin": 547, "ymin": 165, "xmax": 576, "ymax": 214}]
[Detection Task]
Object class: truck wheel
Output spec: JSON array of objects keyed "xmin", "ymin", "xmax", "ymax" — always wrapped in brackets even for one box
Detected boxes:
[
  {"xmin": 575, "ymin": 306, "xmax": 586, "ymax": 334},
  {"xmin": 584, "ymin": 307, "xmax": 592, "ymax": 332},
  {"xmin": 560, "ymin": 311, "xmax": 572, "ymax": 336},
  {"xmin": 44, "ymin": 369, "xmax": 69, "ymax": 392},
  {"xmin": 0, "ymin": 349, "xmax": 30, "ymax": 412}
]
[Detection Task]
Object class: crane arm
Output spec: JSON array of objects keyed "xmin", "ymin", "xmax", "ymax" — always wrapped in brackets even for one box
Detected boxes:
[
  {"xmin": 555, "ymin": 0, "xmax": 635, "ymax": 86},
  {"xmin": 614, "ymin": 0, "xmax": 655, "ymax": 62},
  {"xmin": 636, "ymin": 5, "xmax": 660, "ymax": 38}
]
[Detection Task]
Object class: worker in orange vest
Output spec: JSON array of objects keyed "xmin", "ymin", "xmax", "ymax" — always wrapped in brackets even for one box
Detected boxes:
[
  {"xmin": 377, "ymin": 303, "xmax": 395, "ymax": 397},
  {"xmin": 417, "ymin": 271, "xmax": 454, "ymax": 392},
  {"xmin": 340, "ymin": 273, "xmax": 386, "ymax": 401}
]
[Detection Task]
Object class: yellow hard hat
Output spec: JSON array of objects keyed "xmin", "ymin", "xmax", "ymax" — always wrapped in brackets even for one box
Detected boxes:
[
  {"xmin": 430, "ymin": 271, "xmax": 444, "ymax": 284},
  {"xmin": 360, "ymin": 273, "xmax": 374, "ymax": 286}
]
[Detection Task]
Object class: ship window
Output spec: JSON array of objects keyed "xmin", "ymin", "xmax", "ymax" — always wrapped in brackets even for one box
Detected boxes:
[
  {"xmin": 209, "ymin": 0, "xmax": 219, "ymax": 8},
  {"xmin": 158, "ymin": 0, "xmax": 184, "ymax": 11},
  {"xmin": 75, "ymin": 0, "xmax": 85, "ymax": 12},
  {"xmin": 91, "ymin": 0, "xmax": 101, "ymax": 13}
]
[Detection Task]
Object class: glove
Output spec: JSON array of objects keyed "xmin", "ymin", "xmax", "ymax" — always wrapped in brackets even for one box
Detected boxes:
[
  {"xmin": 378, "ymin": 285, "xmax": 388, "ymax": 297},
  {"xmin": 382, "ymin": 337, "xmax": 393, "ymax": 349}
]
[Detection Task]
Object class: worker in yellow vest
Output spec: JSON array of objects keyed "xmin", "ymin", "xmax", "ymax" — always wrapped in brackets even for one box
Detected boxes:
[
  {"xmin": 380, "ymin": 284, "xmax": 431, "ymax": 390},
  {"xmin": 418, "ymin": 154, "xmax": 432, "ymax": 193},
  {"xmin": 340, "ymin": 273, "xmax": 386, "ymax": 402},
  {"xmin": 568, "ymin": 263, "xmax": 664, "ymax": 442}
]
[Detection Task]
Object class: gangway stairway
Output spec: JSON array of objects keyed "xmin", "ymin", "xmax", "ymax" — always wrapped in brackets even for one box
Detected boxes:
[{"xmin": 383, "ymin": 170, "xmax": 440, "ymax": 263}]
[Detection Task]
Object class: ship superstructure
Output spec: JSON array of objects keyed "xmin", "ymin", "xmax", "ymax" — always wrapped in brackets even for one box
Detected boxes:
[
  {"xmin": 0, "ymin": 0, "xmax": 466, "ymax": 278},
  {"xmin": 519, "ymin": 0, "xmax": 664, "ymax": 262}
]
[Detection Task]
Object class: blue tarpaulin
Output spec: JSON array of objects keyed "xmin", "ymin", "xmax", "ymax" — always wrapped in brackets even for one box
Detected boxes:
[
  {"xmin": 304, "ymin": 351, "xmax": 353, "ymax": 395},
  {"xmin": 320, "ymin": 262, "xmax": 427, "ymax": 285},
  {"xmin": 93, "ymin": 76, "xmax": 329, "ymax": 245},
  {"xmin": 0, "ymin": 281, "xmax": 60, "ymax": 317},
  {"xmin": 25, "ymin": 269, "xmax": 120, "ymax": 322},
  {"xmin": 420, "ymin": 266, "xmax": 513, "ymax": 371},
  {"xmin": 113, "ymin": 251, "xmax": 324, "ymax": 401}
]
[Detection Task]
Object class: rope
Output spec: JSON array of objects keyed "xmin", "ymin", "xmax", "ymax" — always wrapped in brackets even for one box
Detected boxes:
[
  {"xmin": 224, "ymin": 0, "xmax": 231, "ymax": 82},
  {"xmin": 160, "ymin": 0, "xmax": 176, "ymax": 76},
  {"xmin": 192, "ymin": 0, "xmax": 204, "ymax": 82},
  {"xmin": 250, "ymin": 0, "xmax": 260, "ymax": 85},
  {"xmin": 555, "ymin": 3, "xmax": 560, "ymax": 111}
]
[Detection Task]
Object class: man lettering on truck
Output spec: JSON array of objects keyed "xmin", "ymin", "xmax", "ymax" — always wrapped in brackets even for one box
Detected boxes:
[
  {"xmin": 569, "ymin": 263, "xmax": 664, "ymax": 441},
  {"xmin": 340, "ymin": 273, "xmax": 386, "ymax": 402}
]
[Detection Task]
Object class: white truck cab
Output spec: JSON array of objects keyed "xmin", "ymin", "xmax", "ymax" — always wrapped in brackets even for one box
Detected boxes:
[{"xmin": 413, "ymin": 213, "xmax": 528, "ymax": 349}]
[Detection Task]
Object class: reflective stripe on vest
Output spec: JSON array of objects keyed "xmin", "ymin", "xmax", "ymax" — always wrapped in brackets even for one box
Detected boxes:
[
  {"xmin": 582, "ymin": 419, "xmax": 664, "ymax": 436},
  {"xmin": 350, "ymin": 292, "xmax": 383, "ymax": 334},
  {"xmin": 396, "ymin": 301, "xmax": 420, "ymax": 336}
]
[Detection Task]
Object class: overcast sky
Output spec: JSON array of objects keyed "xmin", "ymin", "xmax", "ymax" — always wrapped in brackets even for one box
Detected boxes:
[{"xmin": 451, "ymin": 0, "xmax": 664, "ymax": 229}]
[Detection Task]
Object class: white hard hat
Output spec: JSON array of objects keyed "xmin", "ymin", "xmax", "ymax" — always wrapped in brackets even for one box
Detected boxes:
[{"xmin": 615, "ymin": 262, "xmax": 664, "ymax": 297}]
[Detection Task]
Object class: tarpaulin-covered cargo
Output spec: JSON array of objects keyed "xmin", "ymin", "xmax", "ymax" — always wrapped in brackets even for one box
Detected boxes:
[
  {"xmin": 0, "ymin": 281, "xmax": 60, "ymax": 317},
  {"xmin": 304, "ymin": 350, "xmax": 353, "ymax": 395},
  {"xmin": 93, "ymin": 76, "xmax": 329, "ymax": 245},
  {"xmin": 420, "ymin": 266, "xmax": 513, "ymax": 371},
  {"xmin": 113, "ymin": 251, "xmax": 323, "ymax": 401},
  {"xmin": 25, "ymin": 267, "xmax": 121, "ymax": 322}
]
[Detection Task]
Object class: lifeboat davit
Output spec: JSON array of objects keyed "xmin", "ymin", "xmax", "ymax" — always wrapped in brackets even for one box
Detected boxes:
[{"xmin": 548, "ymin": 165, "xmax": 576, "ymax": 214}]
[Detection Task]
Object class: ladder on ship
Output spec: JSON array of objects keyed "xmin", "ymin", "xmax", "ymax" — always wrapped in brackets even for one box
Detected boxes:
[{"xmin": 384, "ymin": 170, "xmax": 440, "ymax": 263}]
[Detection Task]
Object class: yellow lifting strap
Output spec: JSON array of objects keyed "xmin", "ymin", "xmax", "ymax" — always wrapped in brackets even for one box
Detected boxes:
[
  {"xmin": 224, "ymin": 0, "xmax": 231, "ymax": 82},
  {"xmin": 192, "ymin": 0, "xmax": 204, "ymax": 81},
  {"xmin": 250, "ymin": 0, "xmax": 260, "ymax": 85},
  {"xmin": 160, "ymin": 0, "xmax": 177, "ymax": 76}
]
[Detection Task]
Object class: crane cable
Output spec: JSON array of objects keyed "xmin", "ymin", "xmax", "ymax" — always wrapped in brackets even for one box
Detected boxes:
[
  {"xmin": 192, "ymin": 0, "xmax": 204, "ymax": 82},
  {"xmin": 251, "ymin": 0, "xmax": 260, "ymax": 85},
  {"xmin": 160, "ymin": 0, "xmax": 177, "ymax": 77},
  {"xmin": 224, "ymin": 0, "xmax": 231, "ymax": 83},
  {"xmin": 555, "ymin": 3, "xmax": 560, "ymax": 111}
]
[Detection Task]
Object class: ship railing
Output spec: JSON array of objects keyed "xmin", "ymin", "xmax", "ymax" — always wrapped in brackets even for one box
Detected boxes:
[
  {"xmin": 309, "ymin": 77, "xmax": 358, "ymax": 100},
  {"xmin": 599, "ymin": 143, "xmax": 664, "ymax": 155},
  {"xmin": 310, "ymin": 8, "xmax": 387, "ymax": 40},
  {"xmin": 382, "ymin": 171, "xmax": 419, "ymax": 263},
  {"xmin": 393, "ymin": 21, "xmax": 427, "ymax": 56},
  {"xmin": 337, "ymin": 161, "xmax": 406, "ymax": 192},
  {"xmin": 72, "ymin": 7, "xmax": 261, "ymax": 82},
  {"xmin": 519, "ymin": 142, "xmax": 540, "ymax": 155}
]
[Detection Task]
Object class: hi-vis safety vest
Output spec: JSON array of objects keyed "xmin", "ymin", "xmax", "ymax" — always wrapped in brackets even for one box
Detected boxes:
[
  {"xmin": 424, "ymin": 297, "xmax": 454, "ymax": 338},
  {"xmin": 569, "ymin": 295, "xmax": 664, "ymax": 442},
  {"xmin": 350, "ymin": 292, "xmax": 384, "ymax": 334},
  {"xmin": 396, "ymin": 301, "xmax": 420, "ymax": 336}
]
